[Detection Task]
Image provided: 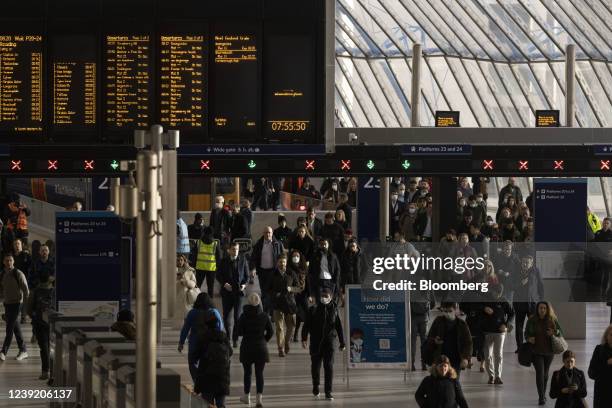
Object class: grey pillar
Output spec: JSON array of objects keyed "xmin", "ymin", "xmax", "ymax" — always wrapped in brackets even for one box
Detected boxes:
[
  {"xmin": 325, "ymin": 0, "xmax": 335, "ymax": 153},
  {"xmin": 136, "ymin": 151, "xmax": 158, "ymax": 408},
  {"xmin": 379, "ymin": 177, "xmax": 390, "ymax": 242},
  {"xmin": 110, "ymin": 178, "xmax": 120, "ymax": 210},
  {"xmin": 600, "ymin": 177, "xmax": 612, "ymax": 217},
  {"xmin": 565, "ymin": 44, "xmax": 576, "ymax": 127},
  {"xmin": 162, "ymin": 151, "xmax": 177, "ymax": 319},
  {"xmin": 411, "ymin": 44, "xmax": 422, "ymax": 127}
]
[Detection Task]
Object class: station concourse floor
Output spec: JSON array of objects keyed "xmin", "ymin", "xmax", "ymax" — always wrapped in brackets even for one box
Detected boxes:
[{"xmin": 0, "ymin": 303, "xmax": 609, "ymax": 408}]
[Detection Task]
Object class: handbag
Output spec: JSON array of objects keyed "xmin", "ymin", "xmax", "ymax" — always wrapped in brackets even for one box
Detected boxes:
[
  {"xmin": 518, "ymin": 342, "xmax": 533, "ymax": 367},
  {"xmin": 551, "ymin": 334, "xmax": 568, "ymax": 354}
]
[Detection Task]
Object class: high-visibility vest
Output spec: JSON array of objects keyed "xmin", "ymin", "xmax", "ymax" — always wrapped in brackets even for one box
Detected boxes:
[
  {"xmin": 196, "ymin": 240, "xmax": 218, "ymax": 271},
  {"xmin": 587, "ymin": 213, "xmax": 602, "ymax": 234}
]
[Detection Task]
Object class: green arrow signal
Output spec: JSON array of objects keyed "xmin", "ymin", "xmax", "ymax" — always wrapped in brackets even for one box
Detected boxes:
[
  {"xmin": 402, "ymin": 160, "xmax": 411, "ymax": 170},
  {"xmin": 366, "ymin": 160, "xmax": 375, "ymax": 170},
  {"xmin": 110, "ymin": 160, "xmax": 119, "ymax": 170},
  {"xmin": 247, "ymin": 160, "xmax": 257, "ymax": 169}
]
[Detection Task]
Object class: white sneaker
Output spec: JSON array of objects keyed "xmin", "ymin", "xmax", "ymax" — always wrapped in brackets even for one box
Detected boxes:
[
  {"xmin": 256, "ymin": 393, "xmax": 263, "ymax": 407},
  {"xmin": 240, "ymin": 393, "xmax": 251, "ymax": 405},
  {"xmin": 0, "ymin": 352, "xmax": 6, "ymax": 361},
  {"xmin": 16, "ymin": 351, "xmax": 28, "ymax": 361}
]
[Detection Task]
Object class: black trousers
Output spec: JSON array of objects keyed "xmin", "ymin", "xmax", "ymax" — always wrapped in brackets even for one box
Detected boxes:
[
  {"xmin": 243, "ymin": 362, "xmax": 265, "ymax": 394},
  {"xmin": 410, "ymin": 318, "xmax": 427, "ymax": 364},
  {"xmin": 196, "ymin": 269, "xmax": 216, "ymax": 297},
  {"xmin": 33, "ymin": 319, "xmax": 50, "ymax": 372},
  {"xmin": 221, "ymin": 294, "xmax": 243, "ymax": 342},
  {"xmin": 533, "ymin": 354, "xmax": 554, "ymax": 400},
  {"xmin": 311, "ymin": 347, "xmax": 334, "ymax": 394},
  {"xmin": 257, "ymin": 268, "xmax": 274, "ymax": 313},
  {"xmin": 1, "ymin": 302, "xmax": 25, "ymax": 354},
  {"xmin": 513, "ymin": 303, "xmax": 531, "ymax": 348}
]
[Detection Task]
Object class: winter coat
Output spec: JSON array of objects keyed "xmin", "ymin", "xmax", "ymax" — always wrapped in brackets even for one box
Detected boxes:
[
  {"xmin": 415, "ymin": 374, "xmax": 469, "ymax": 408},
  {"xmin": 25, "ymin": 281, "xmax": 54, "ymax": 322},
  {"xmin": 481, "ymin": 299, "xmax": 514, "ymax": 334},
  {"xmin": 549, "ymin": 367, "xmax": 587, "ymax": 408},
  {"xmin": 269, "ymin": 268, "xmax": 303, "ymax": 314},
  {"xmin": 273, "ymin": 226, "xmax": 292, "ymax": 248},
  {"xmin": 321, "ymin": 222, "xmax": 345, "ymax": 256},
  {"xmin": 288, "ymin": 262, "xmax": 308, "ymax": 321},
  {"xmin": 524, "ymin": 316, "xmax": 562, "ymax": 355},
  {"xmin": 588, "ymin": 343, "xmax": 612, "ymax": 408},
  {"xmin": 176, "ymin": 265, "xmax": 199, "ymax": 318},
  {"xmin": 236, "ymin": 304, "xmax": 273, "ymax": 364},
  {"xmin": 308, "ymin": 249, "xmax": 341, "ymax": 299},
  {"xmin": 426, "ymin": 317, "xmax": 473, "ymax": 368},
  {"xmin": 288, "ymin": 235, "xmax": 315, "ymax": 261},
  {"xmin": 340, "ymin": 248, "xmax": 362, "ymax": 288},
  {"xmin": 209, "ymin": 208, "xmax": 231, "ymax": 240},
  {"xmin": 301, "ymin": 302, "xmax": 345, "ymax": 355},
  {"xmin": 194, "ymin": 329, "xmax": 233, "ymax": 397},
  {"xmin": 230, "ymin": 213, "xmax": 250, "ymax": 241},
  {"xmin": 513, "ymin": 266, "xmax": 544, "ymax": 306},
  {"xmin": 216, "ymin": 256, "xmax": 249, "ymax": 298},
  {"xmin": 250, "ymin": 237, "xmax": 284, "ymax": 270},
  {"xmin": 177, "ymin": 218, "xmax": 190, "ymax": 254}
]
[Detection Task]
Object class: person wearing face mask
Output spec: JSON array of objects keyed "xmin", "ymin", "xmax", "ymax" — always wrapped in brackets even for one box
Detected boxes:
[
  {"xmin": 550, "ymin": 350, "xmax": 587, "ymax": 408},
  {"xmin": 467, "ymin": 195, "xmax": 485, "ymax": 227},
  {"xmin": 499, "ymin": 177, "xmax": 523, "ymax": 208},
  {"xmin": 336, "ymin": 193, "xmax": 353, "ymax": 228},
  {"xmin": 209, "ymin": 195, "xmax": 231, "ymax": 242},
  {"xmin": 514, "ymin": 255, "xmax": 544, "ymax": 352},
  {"xmin": 397, "ymin": 183, "xmax": 407, "ymax": 203},
  {"xmin": 457, "ymin": 178, "xmax": 473, "ymax": 199},
  {"xmin": 308, "ymin": 238, "xmax": 341, "ymax": 303},
  {"xmin": 301, "ymin": 288, "xmax": 346, "ymax": 401},
  {"xmin": 287, "ymin": 250, "xmax": 309, "ymax": 343},
  {"xmin": 194, "ymin": 226, "xmax": 223, "ymax": 295},
  {"xmin": 400, "ymin": 203, "xmax": 419, "ymax": 242},
  {"xmin": 269, "ymin": 255, "xmax": 303, "ymax": 357},
  {"xmin": 340, "ymin": 239, "xmax": 362, "ymax": 292},
  {"xmin": 217, "ymin": 242, "xmax": 249, "ymax": 347},
  {"xmin": 418, "ymin": 180, "xmax": 431, "ymax": 197},
  {"xmin": 390, "ymin": 177, "xmax": 403, "ymax": 191},
  {"xmin": 525, "ymin": 301, "xmax": 563, "ymax": 405},
  {"xmin": 250, "ymin": 227, "xmax": 285, "ymax": 315},
  {"xmin": 481, "ymin": 284, "xmax": 514, "ymax": 385},
  {"xmin": 415, "ymin": 355, "xmax": 469, "ymax": 408},
  {"xmin": 425, "ymin": 303, "xmax": 472, "ymax": 379}
]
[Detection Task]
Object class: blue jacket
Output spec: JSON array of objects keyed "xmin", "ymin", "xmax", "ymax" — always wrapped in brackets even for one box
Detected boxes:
[
  {"xmin": 177, "ymin": 218, "xmax": 190, "ymax": 254},
  {"xmin": 179, "ymin": 307, "xmax": 224, "ymax": 346}
]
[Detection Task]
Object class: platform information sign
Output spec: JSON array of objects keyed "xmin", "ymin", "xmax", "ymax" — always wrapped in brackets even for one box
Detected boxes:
[
  {"xmin": 55, "ymin": 211, "xmax": 125, "ymax": 319},
  {"xmin": 345, "ymin": 285, "xmax": 410, "ymax": 369}
]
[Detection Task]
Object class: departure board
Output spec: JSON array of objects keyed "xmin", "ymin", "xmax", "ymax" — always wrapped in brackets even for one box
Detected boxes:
[
  {"xmin": 210, "ymin": 31, "xmax": 258, "ymax": 139},
  {"xmin": 52, "ymin": 36, "xmax": 97, "ymax": 130},
  {"xmin": 104, "ymin": 35, "xmax": 151, "ymax": 129},
  {"xmin": 264, "ymin": 32, "xmax": 313, "ymax": 141},
  {"xmin": 159, "ymin": 35, "xmax": 206, "ymax": 130},
  {"xmin": 0, "ymin": 35, "xmax": 43, "ymax": 133}
]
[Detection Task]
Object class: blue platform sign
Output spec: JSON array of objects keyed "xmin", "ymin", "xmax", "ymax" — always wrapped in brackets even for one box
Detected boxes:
[
  {"xmin": 402, "ymin": 144, "xmax": 472, "ymax": 156},
  {"xmin": 357, "ymin": 177, "xmax": 380, "ymax": 242},
  {"xmin": 534, "ymin": 178, "xmax": 587, "ymax": 243},
  {"xmin": 55, "ymin": 211, "xmax": 127, "ymax": 319},
  {"xmin": 345, "ymin": 286, "xmax": 410, "ymax": 369},
  {"xmin": 179, "ymin": 144, "xmax": 326, "ymax": 156}
]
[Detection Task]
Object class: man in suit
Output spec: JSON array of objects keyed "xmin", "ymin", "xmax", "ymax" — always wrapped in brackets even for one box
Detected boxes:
[
  {"xmin": 217, "ymin": 242, "xmax": 249, "ymax": 347},
  {"xmin": 389, "ymin": 190, "xmax": 405, "ymax": 235}
]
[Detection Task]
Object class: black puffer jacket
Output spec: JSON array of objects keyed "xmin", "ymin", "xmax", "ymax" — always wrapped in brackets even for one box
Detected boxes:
[
  {"xmin": 415, "ymin": 375, "xmax": 469, "ymax": 408},
  {"xmin": 194, "ymin": 329, "xmax": 233, "ymax": 397},
  {"xmin": 301, "ymin": 302, "xmax": 345, "ymax": 354},
  {"xmin": 237, "ymin": 305, "xmax": 273, "ymax": 364},
  {"xmin": 588, "ymin": 343, "xmax": 612, "ymax": 408}
]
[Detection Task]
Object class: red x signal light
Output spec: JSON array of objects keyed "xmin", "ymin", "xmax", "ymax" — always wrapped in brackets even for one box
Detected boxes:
[
  {"xmin": 519, "ymin": 160, "xmax": 529, "ymax": 171},
  {"xmin": 600, "ymin": 160, "xmax": 611, "ymax": 171},
  {"xmin": 84, "ymin": 160, "xmax": 95, "ymax": 171},
  {"xmin": 48, "ymin": 160, "xmax": 59, "ymax": 171},
  {"xmin": 200, "ymin": 160, "xmax": 211, "ymax": 170},
  {"xmin": 554, "ymin": 160, "xmax": 564, "ymax": 170},
  {"xmin": 482, "ymin": 160, "xmax": 494, "ymax": 171},
  {"xmin": 305, "ymin": 160, "xmax": 315, "ymax": 171},
  {"xmin": 340, "ymin": 160, "xmax": 351, "ymax": 171},
  {"xmin": 10, "ymin": 160, "xmax": 22, "ymax": 171}
]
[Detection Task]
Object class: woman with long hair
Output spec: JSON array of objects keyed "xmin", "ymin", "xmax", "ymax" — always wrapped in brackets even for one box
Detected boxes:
[
  {"xmin": 176, "ymin": 254, "xmax": 199, "ymax": 321},
  {"xmin": 415, "ymin": 354, "xmax": 469, "ymax": 408},
  {"xmin": 525, "ymin": 301, "xmax": 563, "ymax": 405},
  {"xmin": 588, "ymin": 324, "xmax": 612, "ymax": 408},
  {"xmin": 287, "ymin": 249, "xmax": 309, "ymax": 342},
  {"xmin": 288, "ymin": 226, "xmax": 314, "ymax": 262}
]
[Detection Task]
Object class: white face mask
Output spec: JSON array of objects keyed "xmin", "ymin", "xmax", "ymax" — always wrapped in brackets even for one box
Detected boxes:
[
  {"xmin": 476, "ymin": 197, "xmax": 483, "ymax": 203},
  {"xmin": 409, "ymin": 208, "xmax": 416, "ymax": 214},
  {"xmin": 445, "ymin": 312, "xmax": 456, "ymax": 321},
  {"xmin": 292, "ymin": 256, "xmax": 300, "ymax": 264},
  {"xmin": 399, "ymin": 190, "xmax": 405, "ymax": 195},
  {"xmin": 332, "ymin": 185, "xmax": 338, "ymax": 191},
  {"xmin": 487, "ymin": 221, "xmax": 494, "ymax": 226},
  {"xmin": 470, "ymin": 203, "xmax": 477, "ymax": 208},
  {"xmin": 215, "ymin": 202, "xmax": 223, "ymax": 209},
  {"xmin": 320, "ymin": 296, "xmax": 332, "ymax": 305},
  {"xmin": 459, "ymin": 201, "xmax": 466, "ymax": 207}
]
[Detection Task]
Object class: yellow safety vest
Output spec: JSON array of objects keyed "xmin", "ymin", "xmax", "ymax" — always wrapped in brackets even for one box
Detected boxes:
[
  {"xmin": 196, "ymin": 241, "xmax": 218, "ymax": 271},
  {"xmin": 587, "ymin": 213, "xmax": 602, "ymax": 234}
]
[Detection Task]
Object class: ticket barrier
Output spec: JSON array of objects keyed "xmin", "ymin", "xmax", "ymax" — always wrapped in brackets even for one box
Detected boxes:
[
  {"xmin": 114, "ymin": 367, "xmax": 181, "ymax": 408},
  {"xmin": 47, "ymin": 313, "xmax": 95, "ymax": 387},
  {"xmin": 69, "ymin": 332, "xmax": 130, "ymax": 408},
  {"xmin": 91, "ymin": 344, "xmax": 141, "ymax": 408},
  {"xmin": 53, "ymin": 321, "xmax": 113, "ymax": 388}
]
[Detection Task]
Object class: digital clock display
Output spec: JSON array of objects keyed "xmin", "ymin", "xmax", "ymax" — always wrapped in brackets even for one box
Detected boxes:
[{"xmin": 269, "ymin": 120, "xmax": 309, "ymax": 132}]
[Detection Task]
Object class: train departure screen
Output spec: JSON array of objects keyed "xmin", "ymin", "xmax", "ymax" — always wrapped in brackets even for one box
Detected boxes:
[
  {"xmin": 159, "ymin": 35, "xmax": 206, "ymax": 130},
  {"xmin": 211, "ymin": 32, "xmax": 258, "ymax": 139},
  {"xmin": 52, "ymin": 35, "xmax": 97, "ymax": 129},
  {"xmin": 0, "ymin": 34, "xmax": 43, "ymax": 133},
  {"xmin": 104, "ymin": 35, "xmax": 151, "ymax": 129},
  {"xmin": 264, "ymin": 33, "xmax": 313, "ymax": 141}
]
